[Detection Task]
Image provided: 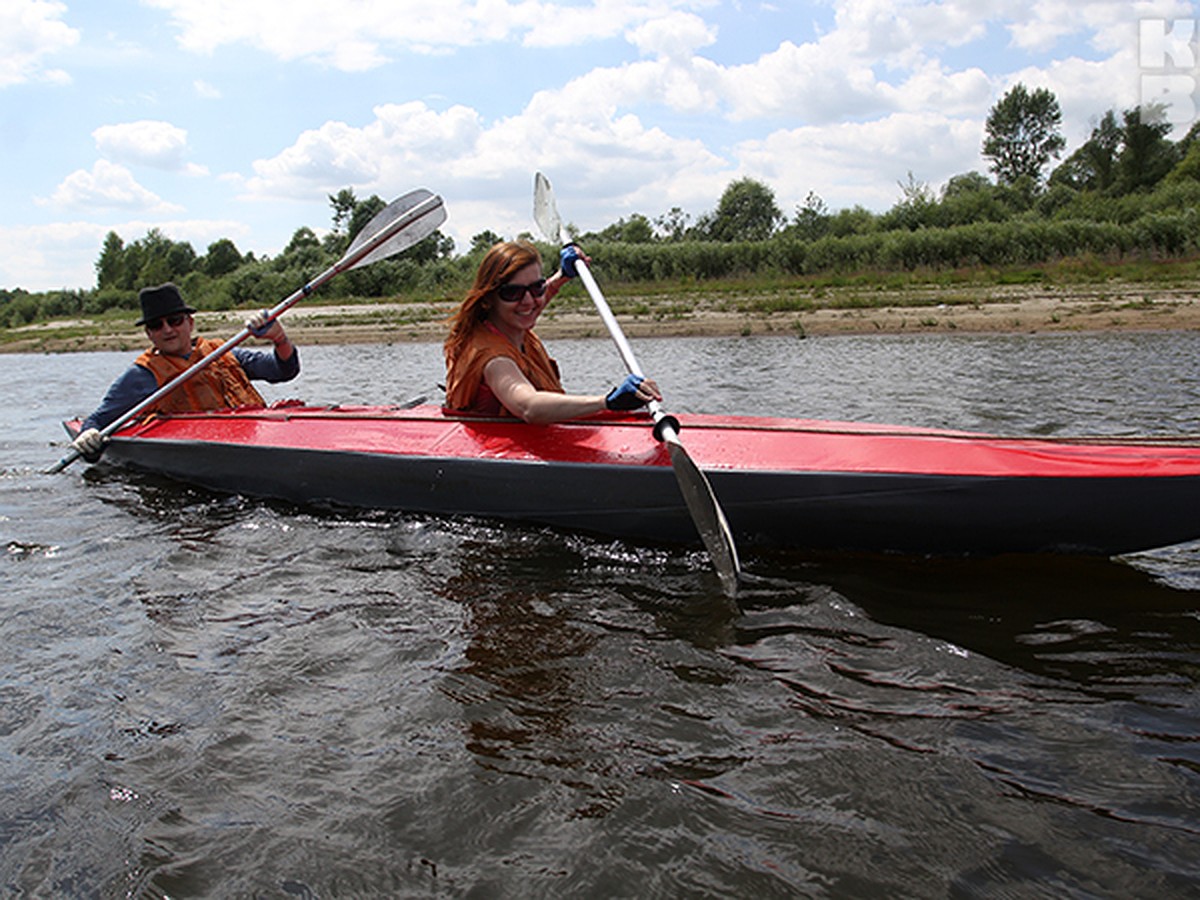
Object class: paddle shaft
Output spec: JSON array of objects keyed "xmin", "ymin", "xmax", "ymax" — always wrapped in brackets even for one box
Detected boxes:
[
  {"xmin": 532, "ymin": 171, "xmax": 740, "ymax": 601},
  {"xmin": 48, "ymin": 192, "xmax": 444, "ymax": 474},
  {"xmin": 573, "ymin": 259, "xmax": 677, "ymax": 434},
  {"xmin": 572, "ymin": 252, "xmax": 742, "ymax": 602}
]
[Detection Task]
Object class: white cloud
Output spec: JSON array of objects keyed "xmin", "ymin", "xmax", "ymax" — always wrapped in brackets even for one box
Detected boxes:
[
  {"xmin": 241, "ymin": 102, "xmax": 486, "ymax": 198},
  {"xmin": 41, "ymin": 160, "xmax": 184, "ymax": 213},
  {"xmin": 736, "ymin": 112, "xmax": 989, "ymax": 213},
  {"xmin": 237, "ymin": 90, "xmax": 728, "ymax": 249},
  {"xmin": 1002, "ymin": 0, "xmax": 1196, "ymax": 54},
  {"xmin": 0, "ymin": 221, "xmax": 104, "ymax": 291},
  {"xmin": 92, "ymin": 120, "xmax": 209, "ymax": 175},
  {"xmin": 0, "ymin": 218, "xmax": 250, "ymax": 291},
  {"xmin": 141, "ymin": 0, "xmax": 708, "ymax": 66},
  {"xmin": 193, "ymin": 79, "xmax": 222, "ymax": 99},
  {"xmin": 0, "ymin": 0, "xmax": 79, "ymax": 88},
  {"xmin": 627, "ymin": 11, "xmax": 716, "ymax": 60}
]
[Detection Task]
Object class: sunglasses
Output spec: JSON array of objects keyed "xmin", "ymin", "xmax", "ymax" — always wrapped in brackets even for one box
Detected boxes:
[
  {"xmin": 496, "ymin": 278, "xmax": 547, "ymax": 302},
  {"xmin": 145, "ymin": 313, "xmax": 188, "ymax": 331}
]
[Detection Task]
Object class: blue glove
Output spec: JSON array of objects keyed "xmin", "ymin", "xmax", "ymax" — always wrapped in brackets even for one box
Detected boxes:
[
  {"xmin": 560, "ymin": 243, "xmax": 583, "ymax": 278},
  {"xmin": 247, "ymin": 309, "xmax": 274, "ymax": 337},
  {"xmin": 605, "ymin": 374, "xmax": 646, "ymax": 411}
]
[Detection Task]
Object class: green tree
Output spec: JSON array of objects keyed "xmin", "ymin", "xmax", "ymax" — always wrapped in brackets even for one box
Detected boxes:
[
  {"xmin": 165, "ymin": 241, "xmax": 197, "ymax": 280},
  {"xmin": 1176, "ymin": 120, "xmax": 1200, "ymax": 159},
  {"xmin": 470, "ymin": 230, "xmax": 503, "ymax": 254},
  {"xmin": 1083, "ymin": 110, "xmax": 1122, "ymax": 191},
  {"xmin": 329, "ymin": 188, "xmax": 357, "ymax": 234},
  {"xmin": 1116, "ymin": 104, "xmax": 1178, "ymax": 192},
  {"xmin": 1050, "ymin": 110, "xmax": 1122, "ymax": 192},
  {"xmin": 825, "ymin": 205, "xmax": 878, "ymax": 237},
  {"xmin": 401, "ymin": 231, "xmax": 454, "ymax": 265},
  {"xmin": 127, "ymin": 228, "xmax": 194, "ymax": 286},
  {"xmin": 95, "ymin": 231, "xmax": 126, "ymax": 289},
  {"xmin": 653, "ymin": 206, "xmax": 691, "ymax": 242},
  {"xmin": 347, "ymin": 195, "xmax": 387, "ymax": 242},
  {"xmin": 791, "ymin": 191, "xmax": 830, "ymax": 241},
  {"xmin": 982, "ymin": 83, "xmax": 1066, "ymax": 186},
  {"xmin": 284, "ymin": 226, "xmax": 321, "ymax": 254},
  {"xmin": 587, "ymin": 213, "xmax": 655, "ymax": 243},
  {"xmin": 1165, "ymin": 140, "xmax": 1200, "ymax": 185},
  {"xmin": 936, "ymin": 172, "xmax": 1006, "ymax": 227},
  {"xmin": 612, "ymin": 213, "xmax": 654, "ymax": 243},
  {"xmin": 202, "ymin": 238, "xmax": 243, "ymax": 277},
  {"xmin": 708, "ymin": 177, "xmax": 782, "ymax": 242},
  {"xmin": 274, "ymin": 227, "xmax": 328, "ymax": 277},
  {"xmin": 941, "ymin": 171, "xmax": 992, "ymax": 199}
]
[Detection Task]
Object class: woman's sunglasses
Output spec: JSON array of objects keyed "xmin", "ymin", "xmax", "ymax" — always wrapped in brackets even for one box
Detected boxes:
[
  {"xmin": 496, "ymin": 278, "xmax": 547, "ymax": 302},
  {"xmin": 145, "ymin": 313, "xmax": 188, "ymax": 331}
]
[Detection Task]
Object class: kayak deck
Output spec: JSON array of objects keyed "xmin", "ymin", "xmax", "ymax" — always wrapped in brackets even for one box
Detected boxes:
[{"xmin": 72, "ymin": 404, "xmax": 1200, "ymax": 556}]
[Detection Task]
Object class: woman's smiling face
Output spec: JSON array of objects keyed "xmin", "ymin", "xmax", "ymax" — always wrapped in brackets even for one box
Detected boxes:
[{"xmin": 490, "ymin": 261, "xmax": 548, "ymax": 341}]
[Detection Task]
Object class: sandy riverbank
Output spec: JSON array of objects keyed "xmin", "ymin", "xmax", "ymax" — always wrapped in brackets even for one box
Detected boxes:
[{"xmin": 4, "ymin": 282, "xmax": 1200, "ymax": 353}]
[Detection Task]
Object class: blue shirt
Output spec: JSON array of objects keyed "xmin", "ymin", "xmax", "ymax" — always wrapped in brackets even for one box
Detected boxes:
[{"xmin": 82, "ymin": 344, "xmax": 300, "ymax": 432}]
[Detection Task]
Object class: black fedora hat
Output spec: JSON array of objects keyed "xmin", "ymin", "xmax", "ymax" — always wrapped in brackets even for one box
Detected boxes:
[{"xmin": 136, "ymin": 283, "xmax": 196, "ymax": 325}]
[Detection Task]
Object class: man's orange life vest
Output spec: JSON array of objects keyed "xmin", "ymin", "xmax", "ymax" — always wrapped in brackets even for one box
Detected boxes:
[{"xmin": 135, "ymin": 337, "xmax": 266, "ymax": 415}]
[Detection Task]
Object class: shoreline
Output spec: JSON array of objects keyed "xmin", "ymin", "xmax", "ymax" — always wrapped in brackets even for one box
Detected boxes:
[{"xmin": 4, "ymin": 282, "xmax": 1199, "ymax": 353}]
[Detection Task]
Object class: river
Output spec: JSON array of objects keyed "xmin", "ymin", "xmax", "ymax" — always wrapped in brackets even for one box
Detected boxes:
[{"xmin": 3, "ymin": 331, "xmax": 1199, "ymax": 897}]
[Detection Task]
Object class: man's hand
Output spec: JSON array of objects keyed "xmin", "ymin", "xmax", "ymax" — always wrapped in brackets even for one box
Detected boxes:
[
  {"xmin": 71, "ymin": 427, "xmax": 106, "ymax": 461},
  {"xmin": 246, "ymin": 310, "xmax": 283, "ymax": 342}
]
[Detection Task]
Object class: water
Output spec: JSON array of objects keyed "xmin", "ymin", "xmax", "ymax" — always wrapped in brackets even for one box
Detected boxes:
[{"xmin": 3, "ymin": 331, "xmax": 1200, "ymax": 898}]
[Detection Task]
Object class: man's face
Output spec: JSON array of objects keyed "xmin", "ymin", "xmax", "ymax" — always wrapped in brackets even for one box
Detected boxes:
[{"xmin": 144, "ymin": 312, "xmax": 194, "ymax": 357}]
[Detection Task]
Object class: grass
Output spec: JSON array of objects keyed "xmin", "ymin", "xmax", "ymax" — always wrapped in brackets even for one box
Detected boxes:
[{"xmin": 4, "ymin": 255, "xmax": 1199, "ymax": 352}]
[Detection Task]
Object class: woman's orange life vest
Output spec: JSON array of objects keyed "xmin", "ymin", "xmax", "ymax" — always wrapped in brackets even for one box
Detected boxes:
[
  {"xmin": 444, "ymin": 325, "xmax": 563, "ymax": 416},
  {"xmin": 135, "ymin": 337, "xmax": 266, "ymax": 415}
]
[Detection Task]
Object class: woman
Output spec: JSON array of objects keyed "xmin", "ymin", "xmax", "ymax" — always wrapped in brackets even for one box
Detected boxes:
[{"xmin": 444, "ymin": 240, "xmax": 661, "ymax": 424}]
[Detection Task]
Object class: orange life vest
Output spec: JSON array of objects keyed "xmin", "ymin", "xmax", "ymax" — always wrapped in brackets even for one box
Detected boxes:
[
  {"xmin": 135, "ymin": 337, "xmax": 266, "ymax": 416},
  {"xmin": 444, "ymin": 325, "xmax": 562, "ymax": 415}
]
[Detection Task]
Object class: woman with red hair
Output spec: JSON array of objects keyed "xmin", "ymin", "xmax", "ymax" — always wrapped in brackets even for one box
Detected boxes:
[{"xmin": 444, "ymin": 240, "xmax": 660, "ymax": 424}]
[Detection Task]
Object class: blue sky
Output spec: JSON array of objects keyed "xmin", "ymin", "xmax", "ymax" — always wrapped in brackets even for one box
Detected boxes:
[{"xmin": 3, "ymin": 0, "xmax": 1198, "ymax": 291}]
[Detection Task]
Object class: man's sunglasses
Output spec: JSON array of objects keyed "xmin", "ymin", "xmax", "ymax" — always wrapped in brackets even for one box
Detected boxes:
[
  {"xmin": 496, "ymin": 278, "xmax": 547, "ymax": 302},
  {"xmin": 146, "ymin": 313, "xmax": 188, "ymax": 331}
]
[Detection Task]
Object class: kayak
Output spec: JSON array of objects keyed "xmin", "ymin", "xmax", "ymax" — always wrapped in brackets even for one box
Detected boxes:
[{"xmin": 66, "ymin": 403, "xmax": 1200, "ymax": 557}]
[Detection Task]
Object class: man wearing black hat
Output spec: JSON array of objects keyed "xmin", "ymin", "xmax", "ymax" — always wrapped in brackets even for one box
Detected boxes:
[{"xmin": 71, "ymin": 283, "xmax": 300, "ymax": 460}]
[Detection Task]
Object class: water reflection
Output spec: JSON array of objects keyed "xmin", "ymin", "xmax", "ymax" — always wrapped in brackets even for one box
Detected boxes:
[
  {"xmin": 749, "ymin": 550, "xmax": 1200, "ymax": 685},
  {"xmin": 440, "ymin": 541, "xmax": 598, "ymax": 764}
]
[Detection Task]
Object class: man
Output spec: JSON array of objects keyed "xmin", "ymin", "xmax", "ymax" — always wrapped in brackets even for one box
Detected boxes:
[{"xmin": 72, "ymin": 282, "xmax": 300, "ymax": 460}]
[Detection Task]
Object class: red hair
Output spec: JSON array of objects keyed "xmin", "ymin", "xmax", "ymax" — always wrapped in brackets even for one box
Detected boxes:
[{"xmin": 445, "ymin": 240, "xmax": 543, "ymax": 362}]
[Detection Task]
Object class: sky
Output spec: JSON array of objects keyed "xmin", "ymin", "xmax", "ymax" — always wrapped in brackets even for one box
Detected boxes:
[{"xmin": 2, "ymin": 0, "xmax": 1199, "ymax": 292}]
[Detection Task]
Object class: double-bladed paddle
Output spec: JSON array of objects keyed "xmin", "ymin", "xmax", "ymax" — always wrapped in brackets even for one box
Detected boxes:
[
  {"xmin": 533, "ymin": 172, "xmax": 741, "ymax": 602},
  {"xmin": 47, "ymin": 188, "xmax": 447, "ymax": 474}
]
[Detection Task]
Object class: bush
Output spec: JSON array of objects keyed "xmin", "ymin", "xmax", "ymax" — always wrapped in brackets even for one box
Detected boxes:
[{"xmin": 84, "ymin": 289, "xmax": 137, "ymax": 315}]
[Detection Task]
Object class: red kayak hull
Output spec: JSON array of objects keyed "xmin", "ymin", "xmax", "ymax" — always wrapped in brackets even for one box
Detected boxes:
[{"xmin": 77, "ymin": 404, "xmax": 1200, "ymax": 556}]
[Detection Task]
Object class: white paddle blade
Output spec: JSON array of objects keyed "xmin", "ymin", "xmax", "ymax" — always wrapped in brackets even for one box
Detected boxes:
[
  {"xmin": 533, "ymin": 172, "xmax": 565, "ymax": 244},
  {"xmin": 347, "ymin": 189, "xmax": 447, "ymax": 270}
]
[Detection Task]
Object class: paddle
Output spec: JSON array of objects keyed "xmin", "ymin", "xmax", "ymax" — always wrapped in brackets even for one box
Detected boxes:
[
  {"xmin": 47, "ymin": 188, "xmax": 447, "ymax": 474},
  {"xmin": 532, "ymin": 172, "xmax": 741, "ymax": 602}
]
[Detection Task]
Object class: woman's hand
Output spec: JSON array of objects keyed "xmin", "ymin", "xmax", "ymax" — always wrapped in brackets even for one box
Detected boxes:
[{"xmin": 605, "ymin": 374, "xmax": 662, "ymax": 410}]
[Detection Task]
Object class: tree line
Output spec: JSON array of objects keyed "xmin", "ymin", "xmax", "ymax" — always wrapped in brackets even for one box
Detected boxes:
[{"xmin": 3, "ymin": 84, "xmax": 1199, "ymax": 329}]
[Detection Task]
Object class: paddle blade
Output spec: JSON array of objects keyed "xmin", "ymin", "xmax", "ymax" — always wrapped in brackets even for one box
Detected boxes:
[
  {"xmin": 533, "ymin": 172, "xmax": 566, "ymax": 244},
  {"xmin": 346, "ymin": 188, "xmax": 446, "ymax": 270},
  {"xmin": 665, "ymin": 438, "xmax": 741, "ymax": 603}
]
